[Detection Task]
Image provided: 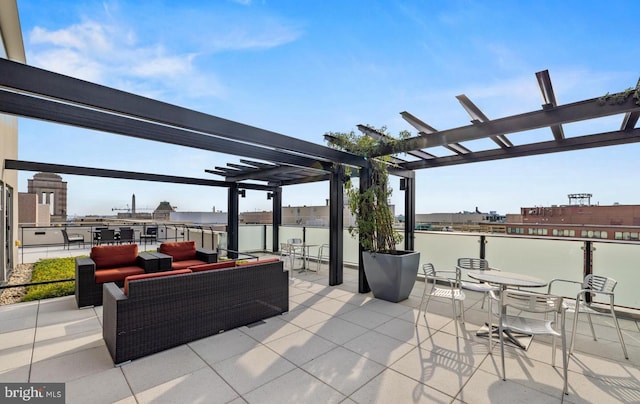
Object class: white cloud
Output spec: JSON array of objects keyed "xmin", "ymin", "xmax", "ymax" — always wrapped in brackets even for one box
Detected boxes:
[
  {"xmin": 207, "ymin": 19, "xmax": 302, "ymax": 52},
  {"xmin": 27, "ymin": 19, "xmax": 224, "ymax": 100}
]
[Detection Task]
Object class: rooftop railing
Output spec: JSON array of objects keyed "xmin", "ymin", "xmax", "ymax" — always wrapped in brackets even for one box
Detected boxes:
[{"xmin": 13, "ymin": 223, "xmax": 640, "ymax": 311}]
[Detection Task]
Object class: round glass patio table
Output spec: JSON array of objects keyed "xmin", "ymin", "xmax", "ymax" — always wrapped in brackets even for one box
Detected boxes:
[{"xmin": 467, "ymin": 271, "xmax": 547, "ymax": 289}]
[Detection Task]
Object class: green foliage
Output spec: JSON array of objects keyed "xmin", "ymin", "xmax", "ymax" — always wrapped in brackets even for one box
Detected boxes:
[
  {"xmin": 326, "ymin": 125, "xmax": 404, "ymax": 252},
  {"xmin": 598, "ymin": 83, "xmax": 640, "ymax": 106},
  {"xmin": 21, "ymin": 257, "xmax": 81, "ymax": 302}
]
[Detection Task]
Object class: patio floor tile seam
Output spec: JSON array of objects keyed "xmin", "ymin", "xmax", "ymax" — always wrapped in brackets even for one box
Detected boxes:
[
  {"xmin": 117, "ymin": 366, "xmax": 139, "ymax": 401},
  {"xmin": 26, "ymin": 300, "xmax": 42, "ymax": 382},
  {"xmin": 184, "ymin": 342, "xmax": 245, "ymax": 402},
  {"xmin": 347, "ymin": 366, "xmax": 458, "ymax": 403},
  {"xmin": 274, "ymin": 350, "xmax": 372, "ymax": 399}
]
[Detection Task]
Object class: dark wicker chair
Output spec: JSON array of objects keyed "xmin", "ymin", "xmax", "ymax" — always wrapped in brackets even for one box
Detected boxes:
[
  {"xmin": 118, "ymin": 228, "xmax": 135, "ymax": 244},
  {"xmin": 98, "ymin": 228, "xmax": 117, "ymax": 245}
]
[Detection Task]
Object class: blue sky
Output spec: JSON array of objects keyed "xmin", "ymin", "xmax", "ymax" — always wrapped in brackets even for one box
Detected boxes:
[{"xmin": 15, "ymin": 0, "xmax": 640, "ymax": 217}]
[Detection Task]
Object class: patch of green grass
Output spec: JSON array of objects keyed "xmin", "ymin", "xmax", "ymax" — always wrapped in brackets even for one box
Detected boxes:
[{"xmin": 21, "ymin": 256, "xmax": 84, "ymax": 302}]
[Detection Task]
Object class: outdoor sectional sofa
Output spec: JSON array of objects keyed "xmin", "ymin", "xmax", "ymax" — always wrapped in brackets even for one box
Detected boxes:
[
  {"xmin": 75, "ymin": 244, "xmax": 157, "ymax": 308},
  {"xmin": 102, "ymin": 258, "xmax": 288, "ymax": 364}
]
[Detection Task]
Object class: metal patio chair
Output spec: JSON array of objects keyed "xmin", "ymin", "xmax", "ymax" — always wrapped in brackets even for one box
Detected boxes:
[
  {"xmin": 491, "ymin": 289, "xmax": 568, "ymax": 396},
  {"xmin": 548, "ymin": 274, "xmax": 629, "ymax": 359},
  {"xmin": 316, "ymin": 243, "xmax": 330, "ymax": 271},
  {"xmin": 61, "ymin": 229, "xmax": 85, "ymax": 249},
  {"xmin": 415, "ymin": 263, "xmax": 466, "ymax": 337},
  {"xmin": 457, "ymin": 257, "xmax": 500, "ymax": 309}
]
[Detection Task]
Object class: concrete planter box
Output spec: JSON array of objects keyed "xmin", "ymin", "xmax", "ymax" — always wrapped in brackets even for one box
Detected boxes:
[{"xmin": 362, "ymin": 250, "xmax": 420, "ymax": 302}]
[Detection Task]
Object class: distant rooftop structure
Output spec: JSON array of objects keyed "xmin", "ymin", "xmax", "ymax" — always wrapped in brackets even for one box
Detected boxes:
[{"xmin": 568, "ymin": 193, "xmax": 593, "ymax": 206}]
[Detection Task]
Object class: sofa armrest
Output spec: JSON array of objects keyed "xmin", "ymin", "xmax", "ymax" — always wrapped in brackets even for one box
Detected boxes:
[
  {"xmin": 102, "ymin": 282, "xmax": 128, "ymax": 365},
  {"xmin": 75, "ymin": 257, "xmax": 97, "ymax": 308},
  {"xmin": 103, "ymin": 282, "xmax": 126, "ymax": 302},
  {"xmin": 196, "ymin": 249, "xmax": 217, "ymax": 264}
]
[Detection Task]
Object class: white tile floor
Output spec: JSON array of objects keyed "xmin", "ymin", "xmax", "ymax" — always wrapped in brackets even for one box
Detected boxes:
[{"xmin": 2, "ymin": 250, "xmax": 640, "ymax": 403}]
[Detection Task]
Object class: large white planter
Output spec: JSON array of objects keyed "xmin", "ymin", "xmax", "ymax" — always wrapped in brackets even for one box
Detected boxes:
[{"xmin": 362, "ymin": 250, "xmax": 420, "ymax": 303}]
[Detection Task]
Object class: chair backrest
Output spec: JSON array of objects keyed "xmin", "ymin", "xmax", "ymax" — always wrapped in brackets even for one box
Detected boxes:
[
  {"xmin": 584, "ymin": 274, "xmax": 617, "ymax": 293},
  {"xmin": 100, "ymin": 228, "xmax": 116, "ymax": 241},
  {"xmin": 280, "ymin": 242, "xmax": 290, "ymax": 252},
  {"xmin": 146, "ymin": 227, "xmax": 158, "ymax": 236},
  {"xmin": 457, "ymin": 257, "xmax": 490, "ymax": 270},
  {"xmin": 159, "ymin": 241, "xmax": 196, "ymax": 261},
  {"xmin": 61, "ymin": 229, "xmax": 70, "ymax": 242},
  {"xmin": 422, "ymin": 263, "xmax": 436, "ymax": 277},
  {"xmin": 319, "ymin": 243, "xmax": 330, "ymax": 256},
  {"xmin": 119, "ymin": 228, "xmax": 134, "ymax": 241},
  {"xmin": 422, "ymin": 263, "xmax": 461, "ymax": 286},
  {"xmin": 502, "ymin": 290, "xmax": 563, "ymax": 314}
]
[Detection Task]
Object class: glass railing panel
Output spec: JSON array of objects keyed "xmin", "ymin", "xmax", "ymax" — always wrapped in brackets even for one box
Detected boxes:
[
  {"xmin": 278, "ymin": 226, "xmax": 305, "ymax": 248},
  {"xmin": 265, "ymin": 225, "xmax": 273, "ymax": 252},
  {"xmin": 238, "ymin": 225, "xmax": 265, "ymax": 252},
  {"xmin": 485, "ymin": 236, "xmax": 584, "ymax": 294},
  {"xmin": 304, "ymin": 227, "xmax": 330, "ymax": 259},
  {"xmin": 343, "ymin": 230, "xmax": 360, "ymax": 265},
  {"xmin": 414, "ymin": 232, "xmax": 480, "ymax": 275},
  {"xmin": 592, "ymin": 242, "xmax": 639, "ymax": 309}
]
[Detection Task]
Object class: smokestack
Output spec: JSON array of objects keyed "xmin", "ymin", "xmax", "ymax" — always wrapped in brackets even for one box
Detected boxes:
[{"xmin": 132, "ymin": 194, "xmax": 136, "ymax": 214}]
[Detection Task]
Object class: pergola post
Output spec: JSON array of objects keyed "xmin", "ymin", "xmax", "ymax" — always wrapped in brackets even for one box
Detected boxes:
[
  {"xmin": 329, "ymin": 165, "xmax": 344, "ymax": 286},
  {"xmin": 271, "ymin": 187, "xmax": 282, "ymax": 253},
  {"xmin": 358, "ymin": 166, "xmax": 371, "ymax": 293},
  {"xmin": 401, "ymin": 174, "xmax": 416, "ymax": 251},
  {"xmin": 227, "ymin": 184, "xmax": 241, "ymax": 259}
]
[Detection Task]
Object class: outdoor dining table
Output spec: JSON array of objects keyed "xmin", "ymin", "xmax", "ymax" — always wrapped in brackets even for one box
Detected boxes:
[
  {"xmin": 289, "ymin": 243, "xmax": 318, "ymax": 272},
  {"xmin": 468, "ymin": 270, "xmax": 548, "ymax": 349}
]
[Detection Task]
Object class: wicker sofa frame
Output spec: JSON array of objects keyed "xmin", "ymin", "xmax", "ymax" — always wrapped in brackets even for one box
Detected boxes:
[{"xmin": 102, "ymin": 260, "xmax": 288, "ymax": 364}]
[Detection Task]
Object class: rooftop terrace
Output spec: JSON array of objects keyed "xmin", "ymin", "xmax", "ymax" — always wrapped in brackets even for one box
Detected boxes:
[{"xmin": 1, "ymin": 247, "xmax": 639, "ymax": 403}]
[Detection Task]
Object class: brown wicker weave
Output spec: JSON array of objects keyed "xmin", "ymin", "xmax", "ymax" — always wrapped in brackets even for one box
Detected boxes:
[{"xmin": 102, "ymin": 260, "xmax": 288, "ymax": 364}]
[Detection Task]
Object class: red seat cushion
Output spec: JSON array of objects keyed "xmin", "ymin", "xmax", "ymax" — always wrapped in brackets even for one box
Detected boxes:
[
  {"xmin": 171, "ymin": 259, "xmax": 207, "ymax": 270},
  {"xmin": 91, "ymin": 244, "xmax": 139, "ymax": 269},
  {"xmin": 95, "ymin": 266, "xmax": 145, "ymax": 284},
  {"xmin": 159, "ymin": 241, "xmax": 196, "ymax": 261},
  {"xmin": 124, "ymin": 269, "xmax": 192, "ymax": 295},
  {"xmin": 188, "ymin": 261, "xmax": 236, "ymax": 272}
]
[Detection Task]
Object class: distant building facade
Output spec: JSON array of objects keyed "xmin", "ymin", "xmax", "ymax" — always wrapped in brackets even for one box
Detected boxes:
[
  {"xmin": 17, "ymin": 192, "xmax": 51, "ymax": 226},
  {"xmin": 506, "ymin": 200, "xmax": 640, "ymax": 242},
  {"xmin": 153, "ymin": 201, "xmax": 175, "ymax": 221},
  {"xmin": 27, "ymin": 172, "xmax": 68, "ymax": 222},
  {"xmin": 517, "ymin": 204, "xmax": 640, "ymax": 226},
  {"xmin": 416, "ymin": 210, "xmax": 505, "ymax": 226}
]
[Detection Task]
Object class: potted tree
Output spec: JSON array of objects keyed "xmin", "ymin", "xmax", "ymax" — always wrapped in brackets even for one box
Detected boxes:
[{"xmin": 325, "ymin": 126, "xmax": 420, "ymax": 302}]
